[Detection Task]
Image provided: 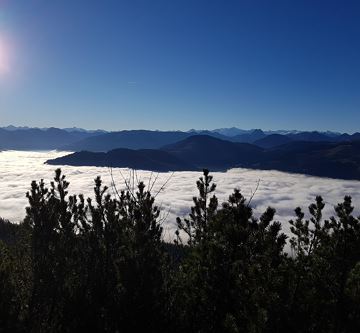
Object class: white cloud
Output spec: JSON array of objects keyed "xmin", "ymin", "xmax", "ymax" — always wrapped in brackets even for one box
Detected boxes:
[{"xmin": 0, "ymin": 150, "xmax": 359, "ymax": 242}]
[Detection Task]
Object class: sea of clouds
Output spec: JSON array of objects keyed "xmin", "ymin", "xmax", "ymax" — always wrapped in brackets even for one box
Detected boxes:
[{"xmin": 0, "ymin": 150, "xmax": 359, "ymax": 241}]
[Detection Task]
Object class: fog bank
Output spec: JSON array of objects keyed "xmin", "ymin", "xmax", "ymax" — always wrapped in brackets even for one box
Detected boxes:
[{"xmin": 0, "ymin": 150, "xmax": 359, "ymax": 241}]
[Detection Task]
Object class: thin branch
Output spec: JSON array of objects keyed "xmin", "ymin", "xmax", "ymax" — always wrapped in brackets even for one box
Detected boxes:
[
  {"xmin": 135, "ymin": 169, "xmax": 140, "ymax": 187},
  {"xmin": 153, "ymin": 172, "xmax": 174, "ymax": 199},
  {"xmin": 158, "ymin": 203, "xmax": 171, "ymax": 225},
  {"xmin": 118, "ymin": 168, "xmax": 138, "ymax": 203},
  {"xmin": 109, "ymin": 167, "xmax": 122, "ymax": 201},
  {"xmin": 247, "ymin": 178, "xmax": 261, "ymax": 207},
  {"xmin": 147, "ymin": 171, "xmax": 153, "ymax": 191},
  {"xmin": 149, "ymin": 172, "xmax": 160, "ymax": 192}
]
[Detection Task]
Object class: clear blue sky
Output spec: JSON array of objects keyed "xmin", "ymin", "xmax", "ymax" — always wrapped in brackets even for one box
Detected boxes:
[{"xmin": 0, "ymin": 0, "xmax": 359, "ymax": 132}]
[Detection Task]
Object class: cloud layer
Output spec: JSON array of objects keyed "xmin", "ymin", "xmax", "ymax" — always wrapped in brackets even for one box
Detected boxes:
[{"xmin": 1, "ymin": 150, "xmax": 360, "ymax": 241}]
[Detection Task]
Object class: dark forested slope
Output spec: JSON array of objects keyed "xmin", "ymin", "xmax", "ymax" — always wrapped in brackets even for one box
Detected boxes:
[
  {"xmin": 47, "ymin": 135, "xmax": 360, "ymax": 180},
  {"xmin": 47, "ymin": 148, "xmax": 198, "ymax": 171}
]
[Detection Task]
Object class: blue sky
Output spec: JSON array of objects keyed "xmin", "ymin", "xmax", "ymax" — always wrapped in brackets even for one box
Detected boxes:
[{"xmin": 0, "ymin": 0, "xmax": 359, "ymax": 132}]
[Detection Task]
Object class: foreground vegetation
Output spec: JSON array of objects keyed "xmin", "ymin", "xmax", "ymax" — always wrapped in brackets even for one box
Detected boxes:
[{"xmin": 0, "ymin": 169, "xmax": 360, "ymax": 332}]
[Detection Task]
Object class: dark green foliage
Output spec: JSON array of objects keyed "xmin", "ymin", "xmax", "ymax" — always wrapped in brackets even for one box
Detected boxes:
[
  {"xmin": 276, "ymin": 195, "xmax": 360, "ymax": 332},
  {"xmin": 22, "ymin": 169, "xmax": 170, "ymax": 333},
  {"xmin": 0, "ymin": 219, "xmax": 31, "ymax": 332},
  {"xmin": 173, "ymin": 170, "xmax": 287, "ymax": 332},
  {"xmin": 0, "ymin": 169, "xmax": 359, "ymax": 332}
]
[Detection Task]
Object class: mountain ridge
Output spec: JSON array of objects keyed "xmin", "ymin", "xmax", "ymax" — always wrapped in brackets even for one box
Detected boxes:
[
  {"xmin": 46, "ymin": 135, "xmax": 360, "ymax": 180},
  {"xmin": 47, "ymin": 148, "xmax": 198, "ymax": 172},
  {"xmin": 0, "ymin": 125, "xmax": 359, "ymax": 151}
]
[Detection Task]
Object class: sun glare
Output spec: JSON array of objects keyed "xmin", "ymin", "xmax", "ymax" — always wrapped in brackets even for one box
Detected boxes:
[{"xmin": 0, "ymin": 37, "xmax": 10, "ymax": 75}]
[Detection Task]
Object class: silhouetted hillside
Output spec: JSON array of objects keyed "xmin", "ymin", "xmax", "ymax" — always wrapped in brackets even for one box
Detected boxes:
[
  {"xmin": 258, "ymin": 141, "xmax": 360, "ymax": 180},
  {"xmin": 162, "ymin": 135, "xmax": 264, "ymax": 170},
  {"xmin": 46, "ymin": 148, "xmax": 198, "ymax": 172},
  {"xmin": 61, "ymin": 130, "xmax": 194, "ymax": 151},
  {"xmin": 47, "ymin": 135, "xmax": 360, "ymax": 180},
  {"xmin": 190, "ymin": 130, "xmax": 230, "ymax": 140},
  {"xmin": 254, "ymin": 134, "xmax": 293, "ymax": 148}
]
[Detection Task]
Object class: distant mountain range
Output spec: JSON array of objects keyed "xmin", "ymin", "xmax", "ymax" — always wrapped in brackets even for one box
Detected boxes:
[
  {"xmin": 0, "ymin": 127, "xmax": 96, "ymax": 150},
  {"xmin": 1, "ymin": 125, "xmax": 360, "ymax": 179},
  {"xmin": 0, "ymin": 125, "xmax": 358, "ymax": 151},
  {"xmin": 61, "ymin": 128, "xmax": 360, "ymax": 151},
  {"xmin": 1, "ymin": 125, "xmax": 106, "ymax": 134}
]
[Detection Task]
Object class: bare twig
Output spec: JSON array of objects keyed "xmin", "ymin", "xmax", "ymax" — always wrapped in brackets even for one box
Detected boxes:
[
  {"xmin": 147, "ymin": 171, "xmax": 153, "ymax": 191},
  {"xmin": 149, "ymin": 172, "xmax": 160, "ymax": 192},
  {"xmin": 118, "ymin": 168, "xmax": 138, "ymax": 203},
  {"xmin": 247, "ymin": 179, "xmax": 261, "ymax": 207},
  {"xmin": 153, "ymin": 172, "xmax": 174, "ymax": 198},
  {"xmin": 109, "ymin": 167, "xmax": 122, "ymax": 200}
]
